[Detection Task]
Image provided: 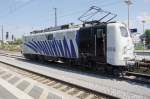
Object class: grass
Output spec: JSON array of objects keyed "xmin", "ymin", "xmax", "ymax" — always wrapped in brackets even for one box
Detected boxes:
[
  {"xmin": 134, "ymin": 43, "xmax": 145, "ymax": 50},
  {"xmin": 134, "ymin": 67, "xmax": 150, "ymax": 75},
  {"xmin": 0, "ymin": 44, "xmax": 21, "ymax": 52}
]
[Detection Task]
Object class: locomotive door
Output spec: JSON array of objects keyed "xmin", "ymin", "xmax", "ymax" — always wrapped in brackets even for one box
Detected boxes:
[{"xmin": 95, "ymin": 28, "xmax": 106, "ymax": 58}]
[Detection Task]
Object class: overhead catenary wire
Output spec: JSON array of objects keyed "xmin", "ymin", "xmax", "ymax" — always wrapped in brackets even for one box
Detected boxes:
[
  {"xmin": 86, "ymin": 0, "xmax": 121, "ymax": 7},
  {"xmin": 100, "ymin": 0, "xmax": 123, "ymax": 8},
  {"xmin": 0, "ymin": 0, "xmax": 122, "ymax": 21},
  {"xmin": 0, "ymin": 0, "xmax": 123, "ymax": 31},
  {"xmin": 86, "ymin": 0, "xmax": 109, "ymax": 6},
  {"xmin": 57, "ymin": 0, "xmax": 122, "ymax": 20},
  {"xmin": 0, "ymin": 0, "xmax": 36, "ymax": 19},
  {"xmin": 37, "ymin": 0, "xmax": 123, "ymax": 26}
]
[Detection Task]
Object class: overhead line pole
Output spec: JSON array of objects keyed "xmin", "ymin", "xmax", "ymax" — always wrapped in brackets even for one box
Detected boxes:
[
  {"xmin": 142, "ymin": 20, "xmax": 146, "ymax": 34},
  {"xmin": 142, "ymin": 20, "xmax": 146, "ymax": 51},
  {"xmin": 54, "ymin": 8, "xmax": 57, "ymax": 27},
  {"xmin": 124, "ymin": 0, "xmax": 133, "ymax": 29},
  {"xmin": 1, "ymin": 25, "xmax": 3, "ymax": 44}
]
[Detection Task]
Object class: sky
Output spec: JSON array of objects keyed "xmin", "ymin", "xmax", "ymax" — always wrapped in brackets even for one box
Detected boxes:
[{"xmin": 0, "ymin": 0, "xmax": 150, "ymax": 40}]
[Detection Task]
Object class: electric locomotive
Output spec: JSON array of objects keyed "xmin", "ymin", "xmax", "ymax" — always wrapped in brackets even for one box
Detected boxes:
[
  {"xmin": 22, "ymin": 7, "xmax": 135, "ymax": 75},
  {"xmin": 22, "ymin": 22, "xmax": 134, "ymax": 74}
]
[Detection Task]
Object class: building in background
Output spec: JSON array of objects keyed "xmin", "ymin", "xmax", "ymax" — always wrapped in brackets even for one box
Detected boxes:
[
  {"xmin": 130, "ymin": 28, "xmax": 141, "ymax": 44},
  {"xmin": 131, "ymin": 32, "xmax": 141, "ymax": 44}
]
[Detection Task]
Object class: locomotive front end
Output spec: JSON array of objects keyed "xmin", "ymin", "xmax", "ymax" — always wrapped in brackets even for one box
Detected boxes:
[{"xmin": 107, "ymin": 22, "xmax": 135, "ymax": 66}]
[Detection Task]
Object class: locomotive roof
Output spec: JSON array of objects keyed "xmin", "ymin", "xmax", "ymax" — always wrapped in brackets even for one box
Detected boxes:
[
  {"xmin": 24, "ymin": 21, "xmax": 124, "ymax": 37},
  {"xmin": 25, "ymin": 27, "xmax": 80, "ymax": 37},
  {"xmin": 80, "ymin": 23, "xmax": 107, "ymax": 29}
]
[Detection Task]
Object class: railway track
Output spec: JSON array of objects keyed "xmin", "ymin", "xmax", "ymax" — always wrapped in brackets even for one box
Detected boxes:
[
  {"xmin": 0, "ymin": 52, "xmax": 23, "ymax": 59},
  {"xmin": 124, "ymin": 72, "xmax": 150, "ymax": 84},
  {"xmin": 1, "ymin": 52, "xmax": 150, "ymax": 85},
  {"xmin": 0, "ymin": 51, "xmax": 150, "ymax": 99},
  {"xmin": 0, "ymin": 54, "xmax": 118, "ymax": 99}
]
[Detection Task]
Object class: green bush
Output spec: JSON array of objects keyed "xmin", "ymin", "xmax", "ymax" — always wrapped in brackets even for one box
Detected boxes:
[
  {"xmin": 134, "ymin": 43, "xmax": 144, "ymax": 50},
  {"xmin": 0, "ymin": 43, "xmax": 21, "ymax": 52}
]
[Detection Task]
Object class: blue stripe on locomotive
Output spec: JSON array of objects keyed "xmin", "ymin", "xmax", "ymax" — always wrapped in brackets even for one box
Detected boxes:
[{"xmin": 25, "ymin": 31, "xmax": 79, "ymax": 58}]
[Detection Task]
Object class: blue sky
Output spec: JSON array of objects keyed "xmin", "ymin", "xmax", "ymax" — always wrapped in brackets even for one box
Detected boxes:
[{"xmin": 0, "ymin": 0, "xmax": 150, "ymax": 39}]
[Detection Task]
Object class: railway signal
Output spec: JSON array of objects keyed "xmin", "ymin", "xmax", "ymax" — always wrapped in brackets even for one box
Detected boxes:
[
  {"xmin": 12, "ymin": 34, "xmax": 14, "ymax": 41},
  {"xmin": 6, "ymin": 32, "xmax": 9, "ymax": 40}
]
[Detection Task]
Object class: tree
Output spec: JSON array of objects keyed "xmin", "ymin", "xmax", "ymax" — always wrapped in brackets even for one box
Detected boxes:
[
  {"xmin": 13, "ymin": 39, "xmax": 22, "ymax": 45},
  {"xmin": 145, "ymin": 29, "xmax": 150, "ymax": 45}
]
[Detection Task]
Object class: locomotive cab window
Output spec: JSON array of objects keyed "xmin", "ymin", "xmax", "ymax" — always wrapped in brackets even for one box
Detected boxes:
[{"xmin": 120, "ymin": 27, "xmax": 128, "ymax": 37}]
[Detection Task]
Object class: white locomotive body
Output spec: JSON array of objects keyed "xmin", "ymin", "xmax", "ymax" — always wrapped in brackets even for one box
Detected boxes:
[{"xmin": 22, "ymin": 22, "xmax": 135, "ymax": 74}]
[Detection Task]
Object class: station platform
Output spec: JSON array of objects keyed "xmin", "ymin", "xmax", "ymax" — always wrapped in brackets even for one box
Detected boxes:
[
  {"xmin": 0, "ymin": 54, "xmax": 150, "ymax": 99},
  {"xmin": 0, "ymin": 77, "xmax": 32, "ymax": 99},
  {"xmin": 0, "ymin": 62, "xmax": 77, "ymax": 99}
]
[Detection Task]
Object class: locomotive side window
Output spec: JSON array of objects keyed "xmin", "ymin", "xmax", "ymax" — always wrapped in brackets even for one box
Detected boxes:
[
  {"xmin": 55, "ymin": 33, "xmax": 63, "ymax": 40},
  {"xmin": 66, "ymin": 31, "xmax": 76, "ymax": 39},
  {"xmin": 46, "ymin": 34, "xmax": 53, "ymax": 40},
  {"xmin": 79, "ymin": 28, "xmax": 91, "ymax": 41},
  {"xmin": 120, "ymin": 27, "xmax": 128, "ymax": 37},
  {"xmin": 79, "ymin": 27, "xmax": 94, "ymax": 54}
]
